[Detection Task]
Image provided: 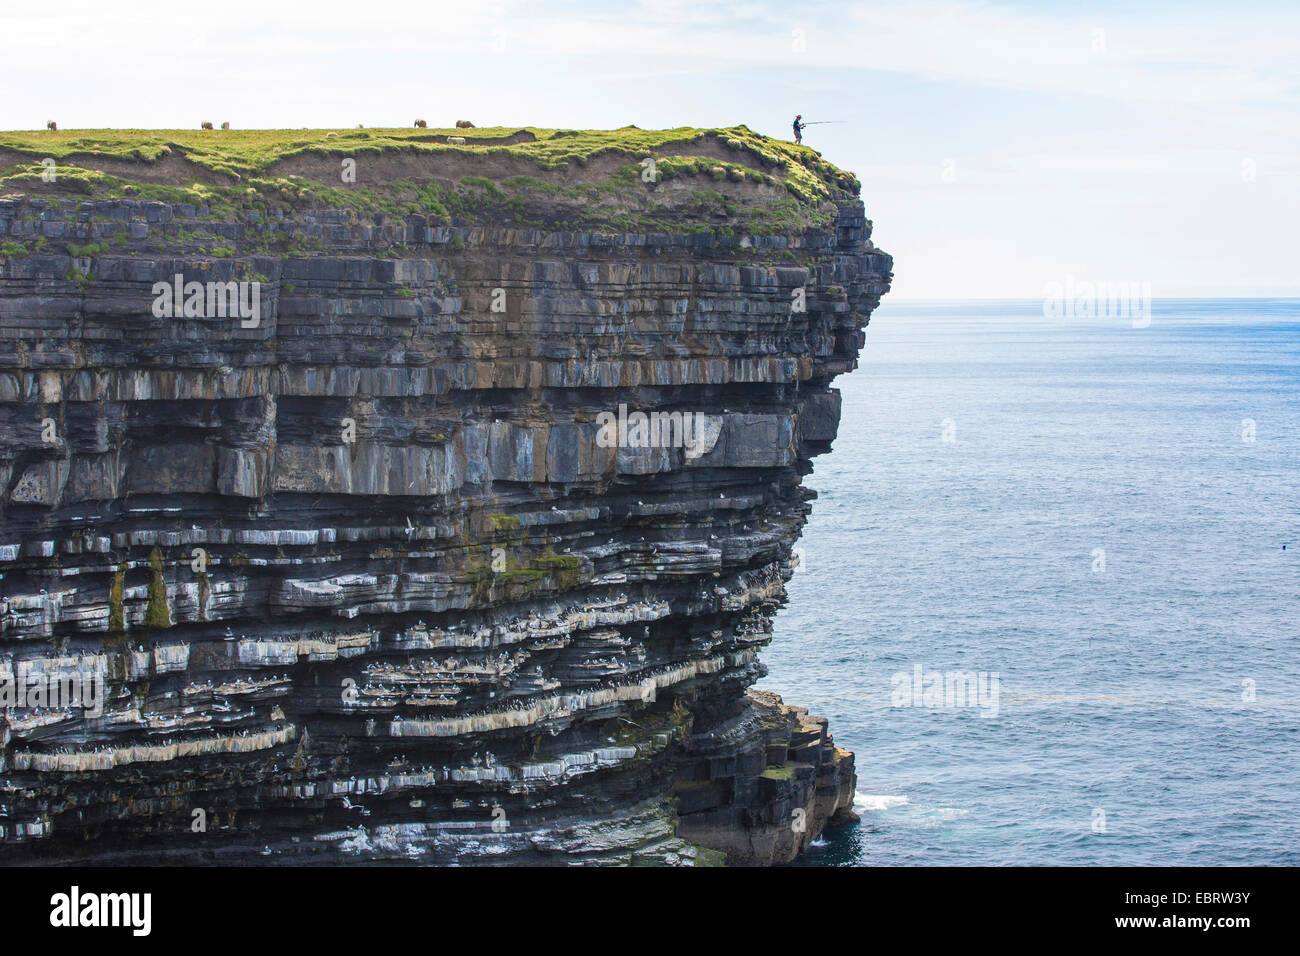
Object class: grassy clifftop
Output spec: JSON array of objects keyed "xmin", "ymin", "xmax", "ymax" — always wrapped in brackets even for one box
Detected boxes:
[{"xmin": 0, "ymin": 126, "xmax": 861, "ymax": 236}]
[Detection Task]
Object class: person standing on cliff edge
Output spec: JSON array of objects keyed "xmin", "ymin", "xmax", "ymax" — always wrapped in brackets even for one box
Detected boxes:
[{"xmin": 792, "ymin": 115, "xmax": 806, "ymax": 144}]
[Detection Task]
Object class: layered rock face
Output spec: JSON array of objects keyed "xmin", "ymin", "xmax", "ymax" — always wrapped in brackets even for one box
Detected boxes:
[{"xmin": 0, "ymin": 135, "xmax": 890, "ymax": 864}]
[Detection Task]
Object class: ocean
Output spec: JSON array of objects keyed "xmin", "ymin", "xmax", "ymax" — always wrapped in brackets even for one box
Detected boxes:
[{"xmin": 760, "ymin": 298, "xmax": 1300, "ymax": 866}]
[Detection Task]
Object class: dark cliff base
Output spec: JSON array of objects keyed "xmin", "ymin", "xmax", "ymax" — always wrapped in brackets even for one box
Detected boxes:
[{"xmin": 0, "ymin": 128, "xmax": 890, "ymax": 865}]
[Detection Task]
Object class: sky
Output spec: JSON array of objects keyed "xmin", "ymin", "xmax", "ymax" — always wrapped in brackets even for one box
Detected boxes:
[{"xmin": 2, "ymin": 0, "xmax": 1296, "ymax": 298}]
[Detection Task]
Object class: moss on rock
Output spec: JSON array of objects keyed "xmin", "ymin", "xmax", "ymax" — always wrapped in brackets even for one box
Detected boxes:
[{"xmin": 144, "ymin": 546, "xmax": 172, "ymax": 629}]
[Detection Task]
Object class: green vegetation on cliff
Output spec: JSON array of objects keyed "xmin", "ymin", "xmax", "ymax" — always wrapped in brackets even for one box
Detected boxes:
[
  {"xmin": 0, "ymin": 125, "xmax": 861, "ymax": 237},
  {"xmin": 144, "ymin": 546, "xmax": 172, "ymax": 629}
]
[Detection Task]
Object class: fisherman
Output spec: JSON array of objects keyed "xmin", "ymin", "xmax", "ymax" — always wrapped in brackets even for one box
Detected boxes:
[{"xmin": 792, "ymin": 114, "xmax": 806, "ymax": 144}]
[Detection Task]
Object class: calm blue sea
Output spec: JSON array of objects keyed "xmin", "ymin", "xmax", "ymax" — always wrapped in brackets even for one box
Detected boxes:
[{"xmin": 761, "ymin": 299, "xmax": 1300, "ymax": 866}]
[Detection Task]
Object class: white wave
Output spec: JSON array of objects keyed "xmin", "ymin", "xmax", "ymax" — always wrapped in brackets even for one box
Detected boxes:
[{"xmin": 855, "ymin": 792, "xmax": 909, "ymax": 811}]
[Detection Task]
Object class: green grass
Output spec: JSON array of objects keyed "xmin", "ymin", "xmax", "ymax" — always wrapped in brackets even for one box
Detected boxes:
[
  {"xmin": 66, "ymin": 241, "xmax": 110, "ymax": 257},
  {"xmin": 0, "ymin": 124, "xmax": 858, "ymax": 204},
  {"xmin": 0, "ymin": 126, "xmax": 863, "ymax": 244},
  {"xmin": 460, "ymin": 175, "xmax": 505, "ymax": 199}
]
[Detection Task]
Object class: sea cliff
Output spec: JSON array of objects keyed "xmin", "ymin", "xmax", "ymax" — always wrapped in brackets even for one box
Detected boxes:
[{"xmin": 0, "ymin": 126, "xmax": 891, "ymax": 864}]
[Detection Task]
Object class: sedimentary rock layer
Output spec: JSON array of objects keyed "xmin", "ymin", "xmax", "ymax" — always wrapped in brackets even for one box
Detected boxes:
[{"xmin": 0, "ymin": 134, "xmax": 890, "ymax": 864}]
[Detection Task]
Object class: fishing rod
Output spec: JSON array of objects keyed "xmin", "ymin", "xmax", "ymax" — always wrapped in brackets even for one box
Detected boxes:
[{"xmin": 801, "ymin": 120, "xmax": 847, "ymax": 125}]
